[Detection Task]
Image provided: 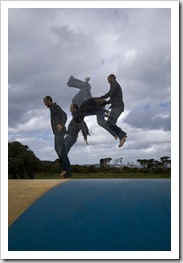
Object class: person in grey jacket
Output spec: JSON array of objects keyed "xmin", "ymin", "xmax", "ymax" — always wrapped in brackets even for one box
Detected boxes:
[
  {"xmin": 43, "ymin": 96, "xmax": 72, "ymax": 178},
  {"xmin": 100, "ymin": 74, "xmax": 127, "ymax": 148},
  {"xmin": 65, "ymin": 104, "xmax": 90, "ymax": 154}
]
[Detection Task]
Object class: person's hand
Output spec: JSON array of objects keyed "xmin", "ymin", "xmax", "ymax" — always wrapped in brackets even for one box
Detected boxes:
[
  {"xmin": 56, "ymin": 124, "xmax": 63, "ymax": 132},
  {"xmin": 97, "ymin": 98, "xmax": 106, "ymax": 105}
]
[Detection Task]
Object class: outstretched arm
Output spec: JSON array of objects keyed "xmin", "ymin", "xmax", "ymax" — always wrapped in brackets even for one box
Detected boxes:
[
  {"xmin": 96, "ymin": 98, "xmax": 111, "ymax": 106},
  {"xmin": 101, "ymin": 82, "xmax": 119, "ymax": 99}
]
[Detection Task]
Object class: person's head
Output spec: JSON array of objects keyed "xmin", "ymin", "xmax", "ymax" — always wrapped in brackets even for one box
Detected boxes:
[
  {"xmin": 107, "ymin": 74, "xmax": 116, "ymax": 84},
  {"xmin": 70, "ymin": 104, "xmax": 79, "ymax": 113},
  {"xmin": 43, "ymin": 96, "xmax": 53, "ymax": 108}
]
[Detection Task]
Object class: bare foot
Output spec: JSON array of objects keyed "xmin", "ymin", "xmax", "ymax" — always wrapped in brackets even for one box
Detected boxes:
[
  {"xmin": 60, "ymin": 170, "xmax": 66, "ymax": 177},
  {"xmin": 118, "ymin": 136, "xmax": 127, "ymax": 148},
  {"xmin": 85, "ymin": 77, "xmax": 91, "ymax": 82}
]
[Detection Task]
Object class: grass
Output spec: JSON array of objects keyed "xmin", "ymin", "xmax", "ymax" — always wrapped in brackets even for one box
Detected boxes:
[{"xmin": 35, "ymin": 172, "xmax": 171, "ymax": 179}]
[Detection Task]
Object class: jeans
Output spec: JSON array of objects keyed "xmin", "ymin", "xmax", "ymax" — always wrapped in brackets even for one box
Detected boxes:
[
  {"xmin": 67, "ymin": 76, "xmax": 92, "ymax": 107},
  {"xmin": 64, "ymin": 135, "xmax": 77, "ymax": 155},
  {"xmin": 107, "ymin": 106, "xmax": 126, "ymax": 140},
  {"xmin": 96, "ymin": 112, "xmax": 116, "ymax": 137},
  {"xmin": 54, "ymin": 130, "xmax": 72, "ymax": 176}
]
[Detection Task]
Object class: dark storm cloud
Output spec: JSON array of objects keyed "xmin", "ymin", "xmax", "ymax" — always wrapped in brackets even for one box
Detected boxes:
[
  {"xmin": 8, "ymin": 9, "xmax": 103, "ymax": 128},
  {"xmin": 124, "ymin": 103, "xmax": 171, "ymax": 131}
]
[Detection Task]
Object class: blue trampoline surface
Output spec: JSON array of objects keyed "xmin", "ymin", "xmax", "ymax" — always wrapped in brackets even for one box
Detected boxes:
[{"xmin": 8, "ymin": 179, "xmax": 171, "ymax": 251}]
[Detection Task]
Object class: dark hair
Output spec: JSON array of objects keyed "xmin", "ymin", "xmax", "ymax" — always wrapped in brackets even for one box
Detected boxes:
[
  {"xmin": 73, "ymin": 113, "xmax": 84, "ymax": 123},
  {"xmin": 109, "ymin": 74, "xmax": 116, "ymax": 80},
  {"xmin": 44, "ymin": 96, "xmax": 53, "ymax": 102},
  {"xmin": 72, "ymin": 104, "xmax": 79, "ymax": 111}
]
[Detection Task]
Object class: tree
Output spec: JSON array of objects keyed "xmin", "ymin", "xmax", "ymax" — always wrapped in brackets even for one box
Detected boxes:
[
  {"xmin": 137, "ymin": 157, "xmax": 171, "ymax": 170},
  {"xmin": 153, "ymin": 160, "xmax": 164, "ymax": 169},
  {"xmin": 114, "ymin": 157, "xmax": 123, "ymax": 168},
  {"xmin": 100, "ymin": 158, "xmax": 112, "ymax": 167},
  {"xmin": 8, "ymin": 157, "xmax": 25, "ymax": 179},
  {"xmin": 114, "ymin": 157, "xmax": 124, "ymax": 178},
  {"xmin": 106, "ymin": 158, "xmax": 112, "ymax": 167},
  {"xmin": 160, "ymin": 156, "xmax": 171, "ymax": 168},
  {"xmin": 137, "ymin": 159, "xmax": 156, "ymax": 169},
  {"xmin": 137, "ymin": 159, "xmax": 149, "ymax": 169},
  {"xmin": 100, "ymin": 158, "xmax": 104, "ymax": 167},
  {"xmin": 8, "ymin": 141, "xmax": 41, "ymax": 179}
]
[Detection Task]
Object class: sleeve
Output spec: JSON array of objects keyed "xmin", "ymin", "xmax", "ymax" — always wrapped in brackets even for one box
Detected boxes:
[
  {"xmin": 102, "ymin": 82, "xmax": 118, "ymax": 99},
  {"xmin": 81, "ymin": 121, "xmax": 90, "ymax": 140},
  {"xmin": 102, "ymin": 99, "xmax": 111, "ymax": 106},
  {"xmin": 102, "ymin": 89, "xmax": 112, "ymax": 99}
]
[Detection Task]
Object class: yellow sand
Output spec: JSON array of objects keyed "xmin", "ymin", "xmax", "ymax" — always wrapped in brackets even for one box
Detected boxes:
[{"xmin": 8, "ymin": 179, "xmax": 69, "ymax": 226}]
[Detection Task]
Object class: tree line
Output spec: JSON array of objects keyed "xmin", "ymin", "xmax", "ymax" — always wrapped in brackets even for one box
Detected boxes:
[{"xmin": 8, "ymin": 141, "xmax": 171, "ymax": 179}]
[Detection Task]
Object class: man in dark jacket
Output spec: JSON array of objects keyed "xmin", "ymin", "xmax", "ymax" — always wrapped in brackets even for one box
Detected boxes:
[
  {"xmin": 43, "ymin": 96, "xmax": 72, "ymax": 178},
  {"xmin": 65, "ymin": 104, "xmax": 90, "ymax": 154},
  {"xmin": 100, "ymin": 74, "xmax": 127, "ymax": 148}
]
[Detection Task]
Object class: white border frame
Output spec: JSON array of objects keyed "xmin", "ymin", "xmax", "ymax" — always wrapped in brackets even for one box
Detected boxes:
[{"xmin": 1, "ymin": 1, "xmax": 179, "ymax": 260}]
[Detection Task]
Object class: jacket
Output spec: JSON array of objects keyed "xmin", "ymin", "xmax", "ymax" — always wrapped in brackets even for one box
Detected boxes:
[
  {"xmin": 103, "ymin": 80, "xmax": 124, "ymax": 110},
  {"xmin": 67, "ymin": 118, "xmax": 90, "ymax": 140},
  {"xmin": 50, "ymin": 103, "xmax": 67, "ymax": 134}
]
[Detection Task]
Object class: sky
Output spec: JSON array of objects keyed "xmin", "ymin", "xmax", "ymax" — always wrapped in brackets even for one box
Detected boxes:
[{"xmin": 7, "ymin": 4, "xmax": 172, "ymax": 166}]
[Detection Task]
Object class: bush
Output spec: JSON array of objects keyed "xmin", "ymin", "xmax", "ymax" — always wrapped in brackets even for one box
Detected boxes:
[{"xmin": 8, "ymin": 141, "xmax": 41, "ymax": 179}]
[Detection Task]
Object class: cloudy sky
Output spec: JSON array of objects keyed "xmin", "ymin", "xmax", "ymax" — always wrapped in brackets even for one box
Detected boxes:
[{"xmin": 8, "ymin": 4, "xmax": 172, "ymax": 166}]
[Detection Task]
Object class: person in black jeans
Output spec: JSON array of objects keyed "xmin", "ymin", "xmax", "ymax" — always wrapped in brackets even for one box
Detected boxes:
[
  {"xmin": 43, "ymin": 96, "xmax": 72, "ymax": 178},
  {"xmin": 100, "ymin": 74, "xmax": 127, "ymax": 148}
]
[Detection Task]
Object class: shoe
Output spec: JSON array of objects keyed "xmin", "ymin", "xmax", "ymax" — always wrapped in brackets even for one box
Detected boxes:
[
  {"xmin": 118, "ymin": 136, "xmax": 127, "ymax": 148},
  {"xmin": 60, "ymin": 170, "xmax": 66, "ymax": 177}
]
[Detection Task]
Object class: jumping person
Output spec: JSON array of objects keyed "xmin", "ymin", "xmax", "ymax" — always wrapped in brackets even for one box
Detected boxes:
[
  {"xmin": 65, "ymin": 104, "xmax": 90, "ymax": 154},
  {"xmin": 43, "ymin": 96, "xmax": 72, "ymax": 178},
  {"xmin": 67, "ymin": 76, "xmax": 117, "ymax": 138},
  {"xmin": 100, "ymin": 74, "xmax": 127, "ymax": 148}
]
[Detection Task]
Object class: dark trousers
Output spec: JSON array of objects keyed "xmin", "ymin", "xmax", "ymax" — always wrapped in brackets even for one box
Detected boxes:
[
  {"xmin": 107, "ymin": 106, "xmax": 126, "ymax": 140},
  {"xmin": 64, "ymin": 135, "xmax": 77, "ymax": 155},
  {"xmin": 54, "ymin": 131, "xmax": 72, "ymax": 176}
]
